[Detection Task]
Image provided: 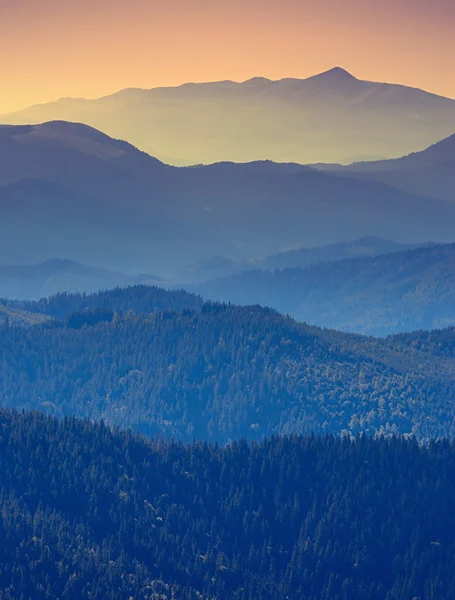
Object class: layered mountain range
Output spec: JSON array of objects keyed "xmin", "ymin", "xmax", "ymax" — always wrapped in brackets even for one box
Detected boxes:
[
  {"xmin": 3, "ymin": 53, "xmax": 455, "ymax": 600},
  {"xmin": 2, "ymin": 67, "xmax": 455, "ymax": 165},
  {"xmin": 176, "ymin": 236, "xmax": 426, "ymax": 283},
  {"xmin": 190, "ymin": 242, "xmax": 455, "ymax": 335},
  {"xmin": 1, "ymin": 121, "xmax": 454, "ymax": 276}
]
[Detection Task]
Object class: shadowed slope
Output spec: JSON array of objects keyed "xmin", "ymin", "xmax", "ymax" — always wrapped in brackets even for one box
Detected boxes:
[
  {"xmin": 315, "ymin": 133, "xmax": 455, "ymax": 202},
  {"xmin": 1, "ymin": 121, "xmax": 454, "ymax": 276}
]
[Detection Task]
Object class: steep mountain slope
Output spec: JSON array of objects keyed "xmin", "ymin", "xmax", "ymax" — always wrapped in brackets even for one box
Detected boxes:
[
  {"xmin": 191, "ymin": 243, "xmax": 455, "ymax": 335},
  {"xmin": 2, "ymin": 410, "xmax": 455, "ymax": 600},
  {"xmin": 1, "ymin": 121, "xmax": 454, "ymax": 274},
  {"xmin": 1, "ymin": 298, "xmax": 455, "ymax": 440},
  {"xmin": 0, "ymin": 258, "xmax": 163, "ymax": 299},
  {"xmin": 176, "ymin": 236, "xmax": 425, "ymax": 283},
  {"xmin": 317, "ymin": 133, "xmax": 455, "ymax": 202},
  {"xmin": 3, "ymin": 68, "xmax": 455, "ymax": 164}
]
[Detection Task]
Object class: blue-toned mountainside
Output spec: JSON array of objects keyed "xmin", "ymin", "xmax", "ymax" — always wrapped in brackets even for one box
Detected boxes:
[
  {"xmin": 315, "ymin": 132, "xmax": 455, "ymax": 202},
  {"xmin": 1, "ymin": 410, "xmax": 455, "ymax": 600},
  {"xmin": 0, "ymin": 258, "xmax": 163, "ymax": 300},
  {"xmin": 176, "ymin": 236, "xmax": 426, "ymax": 283},
  {"xmin": 190, "ymin": 243, "xmax": 455, "ymax": 335},
  {"xmin": 0, "ymin": 121, "xmax": 454, "ymax": 275},
  {"xmin": 2, "ymin": 68, "xmax": 455, "ymax": 165},
  {"xmin": 1, "ymin": 285, "xmax": 203, "ymax": 327},
  {"xmin": 2, "ymin": 289, "xmax": 455, "ymax": 441}
]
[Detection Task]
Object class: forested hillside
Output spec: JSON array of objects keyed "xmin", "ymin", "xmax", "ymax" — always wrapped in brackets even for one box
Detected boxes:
[
  {"xmin": 191, "ymin": 243, "xmax": 455, "ymax": 335},
  {"xmin": 1, "ymin": 301, "xmax": 455, "ymax": 441},
  {"xmin": 0, "ymin": 303, "xmax": 49, "ymax": 327},
  {"xmin": 12, "ymin": 284, "xmax": 203, "ymax": 319},
  {"xmin": 1, "ymin": 409, "xmax": 455, "ymax": 600}
]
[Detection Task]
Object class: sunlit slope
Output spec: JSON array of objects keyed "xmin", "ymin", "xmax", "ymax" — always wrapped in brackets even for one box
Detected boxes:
[{"xmin": 3, "ymin": 68, "xmax": 455, "ymax": 165}]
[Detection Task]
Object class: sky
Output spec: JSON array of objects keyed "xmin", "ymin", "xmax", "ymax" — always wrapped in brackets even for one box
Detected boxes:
[{"xmin": 1, "ymin": 0, "xmax": 454, "ymax": 114}]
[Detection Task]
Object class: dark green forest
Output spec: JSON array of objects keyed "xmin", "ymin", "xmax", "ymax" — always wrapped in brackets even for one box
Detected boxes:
[
  {"xmin": 1, "ymin": 290, "xmax": 455, "ymax": 440},
  {"xmin": 1, "ymin": 409, "xmax": 455, "ymax": 600}
]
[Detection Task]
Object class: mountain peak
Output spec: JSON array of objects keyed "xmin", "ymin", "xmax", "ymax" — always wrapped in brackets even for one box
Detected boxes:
[
  {"xmin": 242, "ymin": 77, "xmax": 272, "ymax": 86},
  {"xmin": 309, "ymin": 67, "xmax": 358, "ymax": 83}
]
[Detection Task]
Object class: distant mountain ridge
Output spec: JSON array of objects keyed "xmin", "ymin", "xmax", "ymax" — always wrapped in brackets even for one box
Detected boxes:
[
  {"xmin": 0, "ymin": 257, "xmax": 162, "ymax": 300},
  {"xmin": 1, "ymin": 121, "xmax": 454, "ymax": 274},
  {"xmin": 315, "ymin": 132, "xmax": 455, "ymax": 202},
  {"xmin": 3, "ymin": 68, "xmax": 455, "ymax": 165},
  {"xmin": 190, "ymin": 243, "xmax": 455, "ymax": 335},
  {"xmin": 176, "ymin": 236, "xmax": 427, "ymax": 283}
]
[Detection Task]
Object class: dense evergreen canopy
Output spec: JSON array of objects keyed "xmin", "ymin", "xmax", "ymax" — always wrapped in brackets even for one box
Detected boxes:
[
  {"xmin": 14, "ymin": 284, "xmax": 204, "ymax": 319},
  {"xmin": 1, "ymin": 291, "xmax": 455, "ymax": 440},
  {"xmin": 1, "ymin": 410, "xmax": 455, "ymax": 600}
]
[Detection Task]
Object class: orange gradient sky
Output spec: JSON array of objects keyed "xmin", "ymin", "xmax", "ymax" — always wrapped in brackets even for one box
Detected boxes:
[{"xmin": 1, "ymin": 0, "xmax": 454, "ymax": 114}]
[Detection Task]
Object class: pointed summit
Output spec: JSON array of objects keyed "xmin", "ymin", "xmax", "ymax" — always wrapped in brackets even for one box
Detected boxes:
[
  {"xmin": 325, "ymin": 66, "xmax": 356, "ymax": 77},
  {"xmin": 310, "ymin": 67, "xmax": 358, "ymax": 82}
]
